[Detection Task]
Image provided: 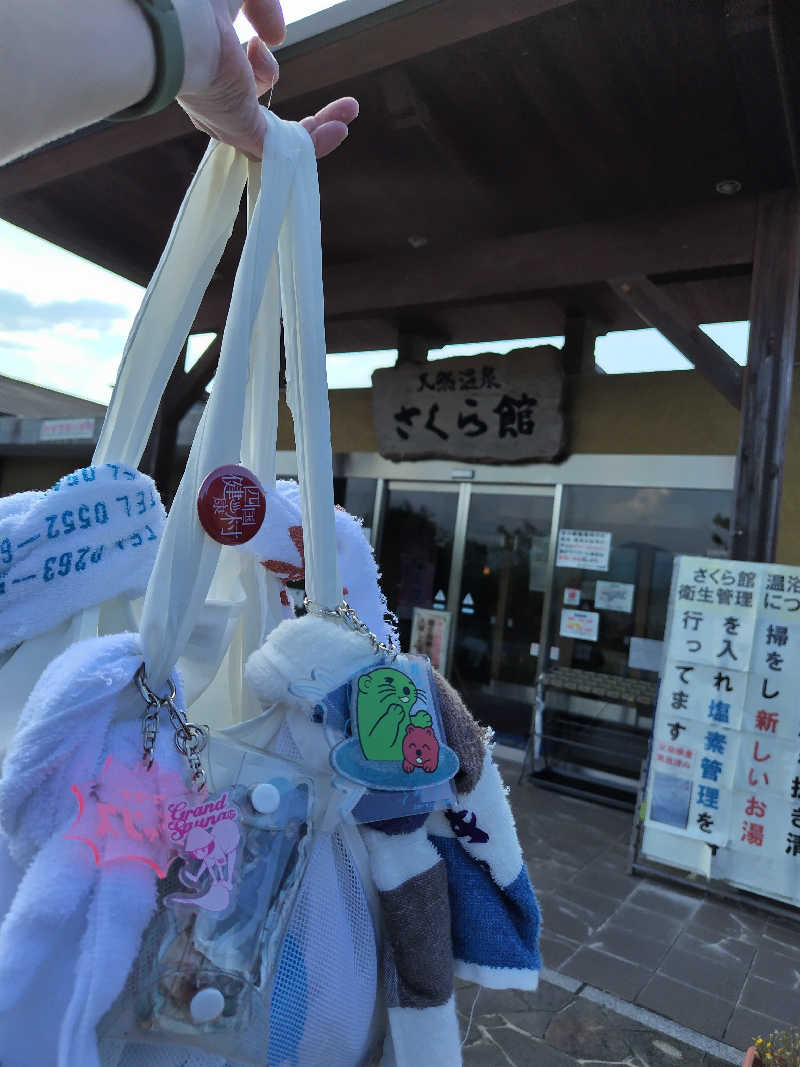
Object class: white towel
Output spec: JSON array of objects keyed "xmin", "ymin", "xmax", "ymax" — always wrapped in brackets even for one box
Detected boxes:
[
  {"xmin": 240, "ymin": 480, "xmax": 395, "ymax": 644},
  {"xmin": 0, "ymin": 632, "xmax": 186, "ymax": 1067},
  {"xmin": 0, "ymin": 463, "xmax": 165, "ymax": 654}
]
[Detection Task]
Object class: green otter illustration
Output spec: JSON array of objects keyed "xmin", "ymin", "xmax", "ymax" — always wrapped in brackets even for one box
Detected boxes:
[{"xmin": 356, "ymin": 667, "xmax": 432, "ymax": 761}]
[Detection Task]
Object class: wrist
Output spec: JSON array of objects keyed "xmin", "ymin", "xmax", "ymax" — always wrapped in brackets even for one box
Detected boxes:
[{"xmin": 172, "ymin": 0, "xmax": 222, "ymax": 94}]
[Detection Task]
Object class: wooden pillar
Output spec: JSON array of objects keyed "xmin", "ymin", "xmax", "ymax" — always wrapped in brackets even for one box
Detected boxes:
[
  {"xmin": 397, "ymin": 332, "xmax": 430, "ymax": 365},
  {"xmin": 731, "ymin": 191, "xmax": 800, "ymax": 562},
  {"xmin": 562, "ymin": 312, "xmax": 602, "ymax": 375},
  {"xmin": 395, "ymin": 326, "xmax": 449, "ymax": 366}
]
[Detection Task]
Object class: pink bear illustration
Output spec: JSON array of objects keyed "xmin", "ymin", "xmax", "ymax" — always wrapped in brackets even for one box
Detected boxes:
[{"xmin": 402, "ymin": 723, "xmax": 440, "ymax": 774}]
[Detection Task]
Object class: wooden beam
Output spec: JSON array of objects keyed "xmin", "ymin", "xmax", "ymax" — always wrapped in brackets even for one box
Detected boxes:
[
  {"xmin": 379, "ymin": 68, "xmax": 494, "ymax": 200},
  {"xmin": 731, "ymin": 190, "xmax": 800, "ymax": 562},
  {"xmin": 165, "ymin": 335, "xmax": 221, "ymax": 419},
  {"xmin": 0, "ymin": 113, "xmax": 193, "ymax": 200},
  {"xmin": 190, "ymin": 196, "xmax": 757, "ymax": 333},
  {"xmin": 608, "ymin": 275, "xmax": 743, "ymax": 408},
  {"xmin": 724, "ymin": 0, "xmax": 799, "ymax": 189},
  {"xmin": 0, "ymin": 0, "xmax": 573, "ymax": 199},
  {"xmin": 562, "ymin": 313, "xmax": 603, "ymax": 375},
  {"xmin": 770, "ymin": 0, "xmax": 800, "ymax": 184}
]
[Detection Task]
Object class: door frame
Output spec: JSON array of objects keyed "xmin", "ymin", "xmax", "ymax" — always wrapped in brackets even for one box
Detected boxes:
[{"xmin": 379, "ymin": 479, "xmax": 560, "ymax": 686}]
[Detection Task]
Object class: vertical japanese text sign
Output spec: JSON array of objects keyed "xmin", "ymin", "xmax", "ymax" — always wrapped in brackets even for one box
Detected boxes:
[{"xmin": 644, "ymin": 556, "xmax": 800, "ymax": 904}]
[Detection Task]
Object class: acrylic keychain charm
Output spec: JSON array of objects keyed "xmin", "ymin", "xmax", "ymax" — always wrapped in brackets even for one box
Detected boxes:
[
  {"xmin": 301, "ymin": 599, "xmax": 459, "ymax": 817},
  {"xmin": 331, "ymin": 652, "xmax": 459, "ymax": 791},
  {"xmin": 95, "ymin": 673, "xmax": 313, "ymax": 1063}
]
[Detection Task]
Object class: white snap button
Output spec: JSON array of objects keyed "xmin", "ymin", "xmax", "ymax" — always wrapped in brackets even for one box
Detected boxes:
[
  {"xmin": 190, "ymin": 987, "xmax": 225, "ymax": 1023},
  {"xmin": 250, "ymin": 782, "xmax": 281, "ymax": 814}
]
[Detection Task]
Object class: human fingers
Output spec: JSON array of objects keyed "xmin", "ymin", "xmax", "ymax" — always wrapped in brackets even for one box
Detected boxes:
[
  {"xmin": 305, "ymin": 120, "xmax": 350, "ymax": 159},
  {"xmin": 242, "ymin": 0, "xmax": 286, "ymax": 46},
  {"xmin": 300, "ymin": 97, "xmax": 359, "ymax": 134},
  {"xmin": 247, "ymin": 37, "xmax": 279, "ymax": 96}
]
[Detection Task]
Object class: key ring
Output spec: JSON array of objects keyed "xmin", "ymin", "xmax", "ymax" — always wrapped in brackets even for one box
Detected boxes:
[
  {"xmin": 303, "ymin": 596, "xmax": 398, "ymax": 660},
  {"xmin": 135, "ymin": 664, "xmax": 208, "ymax": 789}
]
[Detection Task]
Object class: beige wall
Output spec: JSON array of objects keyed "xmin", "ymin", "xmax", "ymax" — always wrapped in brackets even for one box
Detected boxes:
[
  {"xmin": 276, "ymin": 370, "xmax": 743, "ymax": 456},
  {"xmin": 5, "ymin": 369, "xmax": 800, "ymax": 563},
  {"xmin": 279, "ymin": 369, "xmax": 799, "ymax": 564}
]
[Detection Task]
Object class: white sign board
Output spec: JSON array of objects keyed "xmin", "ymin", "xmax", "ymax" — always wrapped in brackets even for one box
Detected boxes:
[
  {"xmin": 643, "ymin": 556, "xmax": 800, "ymax": 906},
  {"xmin": 39, "ymin": 418, "xmax": 96, "ymax": 442},
  {"xmin": 556, "ymin": 529, "xmax": 611, "ymax": 572},
  {"xmin": 595, "ymin": 580, "xmax": 635, "ymax": 613},
  {"xmin": 560, "ymin": 608, "xmax": 599, "ymax": 642},
  {"xmin": 563, "ymin": 587, "xmax": 581, "ymax": 606}
]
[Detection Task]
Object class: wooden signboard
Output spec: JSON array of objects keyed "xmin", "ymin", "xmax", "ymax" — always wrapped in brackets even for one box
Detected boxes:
[{"xmin": 371, "ymin": 346, "xmax": 565, "ymax": 463}]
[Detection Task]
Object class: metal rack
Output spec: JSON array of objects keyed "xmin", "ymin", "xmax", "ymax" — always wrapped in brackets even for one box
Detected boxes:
[{"xmin": 520, "ymin": 667, "xmax": 658, "ymax": 809}]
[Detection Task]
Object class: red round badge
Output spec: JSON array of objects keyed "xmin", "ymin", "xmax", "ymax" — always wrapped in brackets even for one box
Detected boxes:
[{"xmin": 197, "ymin": 464, "xmax": 267, "ymax": 546}]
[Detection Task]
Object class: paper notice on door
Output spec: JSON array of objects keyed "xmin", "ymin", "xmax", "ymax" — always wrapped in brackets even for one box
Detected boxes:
[
  {"xmin": 595, "ymin": 580, "xmax": 635, "ymax": 613},
  {"xmin": 559, "ymin": 609, "xmax": 599, "ymax": 642},
  {"xmin": 556, "ymin": 529, "xmax": 611, "ymax": 571},
  {"xmin": 628, "ymin": 637, "xmax": 665, "ymax": 673}
]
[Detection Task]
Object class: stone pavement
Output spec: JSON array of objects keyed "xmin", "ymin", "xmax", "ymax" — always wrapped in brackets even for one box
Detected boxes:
[
  {"xmin": 456, "ymin": 976, "xmax": 735, "ymax": 1067},
  {"xmin": 454, "ymin": 762, "xmax": 800, "ymax": 1064}
]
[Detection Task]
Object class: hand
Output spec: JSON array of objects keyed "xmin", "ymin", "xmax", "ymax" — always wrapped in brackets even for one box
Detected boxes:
[{"xmin": 176, "ymin": 0, "xmax": 358, "ymax": 160}]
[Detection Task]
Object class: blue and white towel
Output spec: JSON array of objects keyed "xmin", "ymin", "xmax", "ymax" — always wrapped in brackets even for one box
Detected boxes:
[{"xmin": 0, "ymin": 463, "xmax": 165, "ymax": 653}]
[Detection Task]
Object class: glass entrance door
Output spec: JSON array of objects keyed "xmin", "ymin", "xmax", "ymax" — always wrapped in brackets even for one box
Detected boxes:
[
  {"xmin": 377, "ymin": 482, "xmax": 460, "ymax": 652},
  {"xmin": 377, "ymin": 481, "xmax": 554, "ymax": 746},
  {"xmin": 449, "ymin": 487, "xmax": 554, "ymax": 744}
]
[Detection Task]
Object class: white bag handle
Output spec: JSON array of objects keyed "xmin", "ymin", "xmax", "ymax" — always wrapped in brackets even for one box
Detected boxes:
[
  {"xmin": 93, "ymin": 142, "xmax": 248, "ymax": 468},
  {"xmin": 140, "ymin": 113, "xmax": 340, "ymax": 691}
]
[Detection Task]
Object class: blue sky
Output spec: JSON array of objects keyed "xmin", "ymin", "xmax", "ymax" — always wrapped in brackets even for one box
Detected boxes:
[{"xmin": 0, "ymin": 0, "xmax": 750, "ymax": 404}]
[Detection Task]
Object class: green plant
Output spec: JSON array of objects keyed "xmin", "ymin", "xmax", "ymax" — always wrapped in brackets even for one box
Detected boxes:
[{"xmin": 755, "ymin": 1031, "xmax": 800, "ymax": 1067}]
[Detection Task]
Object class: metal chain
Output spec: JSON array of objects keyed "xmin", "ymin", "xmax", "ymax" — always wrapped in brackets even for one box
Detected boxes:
[
  {"xmin": 135, "ymin": 665, "xmax": 208, "ymax": 790},
  {"xmin": 303, "ymin": 596, "xmax": 398, "ymax": 659}
]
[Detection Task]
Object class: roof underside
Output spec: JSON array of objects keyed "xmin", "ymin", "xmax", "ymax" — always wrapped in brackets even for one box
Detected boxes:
[{"xmin": 1, "ymin": 0, "xmax": 797, "ymax": 352}]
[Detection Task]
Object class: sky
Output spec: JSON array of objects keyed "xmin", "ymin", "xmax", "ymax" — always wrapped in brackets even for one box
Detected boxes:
[{"xmin": 0, "ymin": 0, "xmax": 750, "ymax": 405}]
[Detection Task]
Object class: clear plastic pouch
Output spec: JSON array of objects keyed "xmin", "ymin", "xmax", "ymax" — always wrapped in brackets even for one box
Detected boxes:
[{"xmin": 100, "ymin": 737, "xmax": 313, "ymax": 1065}]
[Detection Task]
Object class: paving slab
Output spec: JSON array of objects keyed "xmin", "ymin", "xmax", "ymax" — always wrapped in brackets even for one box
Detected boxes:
[
  {"xmin": 748, "ymin": 945, "xmax": 800, "ymax": 986},
  {"xmin": 628, "ymin": 882, "xmax": 705, "ymax": 921},
  {"xmin": 625, "ymin": 1030, "xmax": 717, "ymax": 1067},
  {"xmin": 499, "ymin": 769, "xmax": 800, "ymax": 1057},
  {"xmin": 561, "ymin": 946, "xmax": 654, "ymax": 1000},
  {"xmin": 657, "ymin": 942, "xmax": 753, "ymax": 1002},
  {"xmin": 762, "ymin": 917, "xmax": 800, "ymax": 953},
  {"xmin": 739, "ymin": 974, "xmax": 800, "ymax": 1028},
  {"xmin": 636, "ymin": 975, "xmax": 734, "ymax": 1040},
  {"xmin": 724, "ymin": 1006, "xmax": 794, "ymax": 1051},
  {"xmin": 539, "ymin": 932, "xmax": 581, "ymax": 969},
  {"xmin": 607, "ymin": 901, "xmax": 686, "ymax": 946},
  {"xmin": 544, "ymin": 997, "xmax": 633, "ymax": 1060},
  {"xmin": 539, "ymin": 894, "xmax": 605, "ymax": 942},
  {"xmin": 548, "ymin": 881, "xmax": 623, "ymax": 923},
  {"xmin": 588, "ymin": 923, "xmax": 672, "ymax": 970},
  {"xmin": 686, "ymin": 900, "xmax": 766, "ymax": 945},
  {"xmin": 567, "ymin": 864, "xmax": 640, "ymax": 901}
]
